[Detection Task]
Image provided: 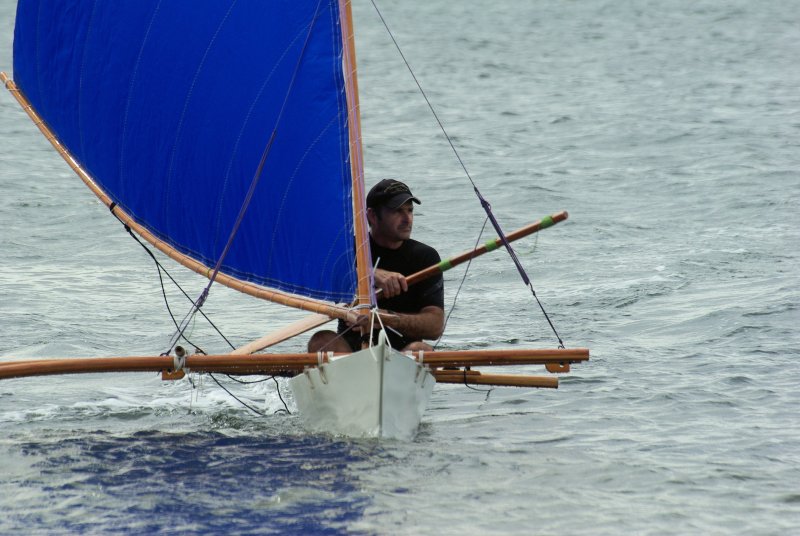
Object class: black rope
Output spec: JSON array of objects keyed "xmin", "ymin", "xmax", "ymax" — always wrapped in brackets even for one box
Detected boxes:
[
  {"xmin": 208, "ymin": 373, "xmax": 266, "ymax": 416},
  {"xmin": 271, "ymin": 376, "xmax": 291, "ymax": 414},
  {"xmin": 222, "ymin": 374, "xmax": 291, "ymax": 415},
  {"xmin": 527, "ymin": 283, "xmax": 565, "ymax": 349},
  {"xmin": 109, "ymin": 205, "xmax": 294, "ymax": 414},
  {"xmin": 109, "ymin": 208, "xmax": 233, "ymax": 351},
  {"xmin": 462, "ymin": 370, "xmax": 494, "ymax": 398}
]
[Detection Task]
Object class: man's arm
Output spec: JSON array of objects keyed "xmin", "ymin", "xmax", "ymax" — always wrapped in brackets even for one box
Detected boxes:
[
  {"xmin": 373, "ymin": 268, "xmax": 407, "ymax": 298},
  {"xmin": 380, "ymin": 305, "xmax": 444, "ymax": 341}
]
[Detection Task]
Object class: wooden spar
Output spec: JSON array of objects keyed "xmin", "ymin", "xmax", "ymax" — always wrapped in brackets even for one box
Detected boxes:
[
  {"xmin": 410, "ymin": 347, "xmax": 589, "ymax": 366},
  {"xmin": 0, "ymin": 361, "xmax": 561, "ymax": 388},
  {"xmin": 408, "ymin": 211, "xmax": 568, "ymax": 285},
  {"xmin": 234, "ymin": 211, "xmax": 570, "ymax": 353},
  {"xmin": 231, "ymin": 313, "xmax": 333, "ymax": 355},
  {"xmin": 339, "ymin": 1, "xmax": 373, "ymax": 310},
  {"xmin": 0, "ymin": 72, "xmax": 356, "ymax": 323},
  {"xmin": 433, "ymin": 370, "xmax": 559, "ymax": 389},
  {"xmin": 0, "ymin": 347, "xmax": 588, "ymax": 381}
]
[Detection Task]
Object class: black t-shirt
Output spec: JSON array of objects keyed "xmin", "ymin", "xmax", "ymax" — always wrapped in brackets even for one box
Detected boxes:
[{"xmin": 339, "ymin": 236, "xmax": 444, "ymax": 350}]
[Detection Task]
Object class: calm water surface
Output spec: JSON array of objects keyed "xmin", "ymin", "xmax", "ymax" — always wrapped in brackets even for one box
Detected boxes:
[{"xmin": 1, "ymin": 1, "xmax": 799, "ymax": 534}]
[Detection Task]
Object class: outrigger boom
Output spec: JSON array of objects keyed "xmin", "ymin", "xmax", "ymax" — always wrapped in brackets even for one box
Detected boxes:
[{"xmin": 0, "ymin": 347, "xmax": 588, "ymax": 384}]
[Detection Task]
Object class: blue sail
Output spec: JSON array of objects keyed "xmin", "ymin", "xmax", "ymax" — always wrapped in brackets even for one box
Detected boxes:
[{"xmin": 12, "ymin": 0, "xmax": 359, "ymax": 303}]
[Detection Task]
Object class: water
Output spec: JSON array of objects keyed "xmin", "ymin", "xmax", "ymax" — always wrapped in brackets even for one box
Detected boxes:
[{"xmin": 2, "ymin": 0, "xmax": 799, "ymax": 533}]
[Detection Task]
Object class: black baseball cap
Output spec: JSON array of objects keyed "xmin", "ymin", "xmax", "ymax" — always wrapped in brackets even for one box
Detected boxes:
[{"xmin": 366, "ymin": 179, "xmax": 421, "ymax": 209}]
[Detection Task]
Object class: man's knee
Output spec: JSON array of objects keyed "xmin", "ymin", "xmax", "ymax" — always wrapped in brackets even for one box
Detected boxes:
[{"xmin": 307, "ymin": 330, "xmax": 352, "ymax": 353}]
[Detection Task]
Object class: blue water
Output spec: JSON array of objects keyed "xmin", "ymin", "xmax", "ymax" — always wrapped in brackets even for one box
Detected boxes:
[{"xmin": 2, "ymin": 1, "xmax": 799, "ymax": 534}]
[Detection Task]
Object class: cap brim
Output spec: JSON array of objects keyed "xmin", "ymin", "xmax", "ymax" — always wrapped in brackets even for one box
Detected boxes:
[{"xmin": 384, "ymin": 193, "xmax": 421, "ymax": 209}]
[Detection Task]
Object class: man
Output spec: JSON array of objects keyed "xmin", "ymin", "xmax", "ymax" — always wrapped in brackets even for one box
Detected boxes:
[{"xmin": 308, "ymin": 179, "xmax": 444, "ymax": 353}]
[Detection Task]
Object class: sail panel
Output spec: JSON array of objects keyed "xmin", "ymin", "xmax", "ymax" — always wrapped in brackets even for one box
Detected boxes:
[{"xmin": 13, "ymin": 0, "xmax": 358, "ymax": 303}]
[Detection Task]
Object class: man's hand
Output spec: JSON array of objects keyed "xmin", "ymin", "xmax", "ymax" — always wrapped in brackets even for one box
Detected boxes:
[{"xmin": 374, "ymin": 268, "xmax": 408, "ymax": 298}]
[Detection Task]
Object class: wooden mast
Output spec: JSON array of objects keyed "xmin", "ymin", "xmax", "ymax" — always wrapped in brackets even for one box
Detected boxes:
[{"xmin": 339, "ymin": 0, "xmax": 374, "ymax": 311}]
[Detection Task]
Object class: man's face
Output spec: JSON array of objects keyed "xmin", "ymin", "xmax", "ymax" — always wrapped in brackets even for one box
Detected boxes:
[{"xmin": 369, "ymin": 201, "xmax": 414, "ymax": 246}]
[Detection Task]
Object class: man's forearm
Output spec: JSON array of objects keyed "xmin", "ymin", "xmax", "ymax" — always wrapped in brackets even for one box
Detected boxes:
[{"xmin": 380, "ymin": 306, "xmax": 444, "ymax": 341}]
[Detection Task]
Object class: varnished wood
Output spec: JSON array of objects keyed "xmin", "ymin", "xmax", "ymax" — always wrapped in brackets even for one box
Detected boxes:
[{"xmin": 0, "ymin": 347, "xmax": 587, "ymax": 381}]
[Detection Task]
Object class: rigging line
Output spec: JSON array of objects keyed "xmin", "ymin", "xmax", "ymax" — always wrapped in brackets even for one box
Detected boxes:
[
  {"xmin": 512, "ymin": 231, "xmax": 562, "ymax": 346},
  {"xmin": 224, "ymin": 374, "xmax": 291, "ymax": 415},
  {"xmin": 369, "ymin": 0, "xmax": 474, "ymax": 188},
  {"xmin": 433, "ymin": 217, "xmax": 489, "ymax": 351},
  {"xmin": 271, "ymin": 376, "xmax": 291, "ymax": 414},
  {"xmin": 317, "ymin": 318, "xmax": 361, "ymax": 352},
  {"xmin": 207, "ymin": 373, "xmax": 267, "ymax": 416},
  {"xmin": 462, "ymin": 368, "xmax": 494, "ymax": 396},
  {"xmin": 170, "ymin": 0, "xmax": 327, "ymax": 347},
  {"xmin": 528, "ymin": 283, "xmax": 566, "ymax": 348},
  {"xmin": 189, "ymin": 350, "xmax": 292, "ymax": 417},
  {"xmin": 369, "ymin": 0, "xmax": 533, "ymax": 289},
  {"xmin": 111, "ymin": 210, "xmax": 236, "ymax": 351}
]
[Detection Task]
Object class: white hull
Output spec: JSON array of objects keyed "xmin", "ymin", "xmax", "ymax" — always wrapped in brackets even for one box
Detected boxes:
[{"xmin": 289, "ymin": 336, "xmax": 435, "ymax": 440}]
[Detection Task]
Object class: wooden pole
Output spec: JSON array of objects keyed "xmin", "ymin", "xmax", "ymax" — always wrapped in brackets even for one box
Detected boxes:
[
  {"xmin": 433, "ymin": 371, "xmax": 558, "ymax": 389},
  {"xmin": 231, "ymin": 313, "xmax": 334, "ymax": 354},
  {"xmin": 1, "ymin": 359, "xmax": 562, "ymax": 388},
  {"xmin": 339, "ymin": 1, "xmax": 372, "ymax": 310},
  {"xmin": 408, "ymin": 211, "xmax": 568, "ymax": 285},
  {"xmin": 412, "ymin": 347, "xmax": 588, "ymax": 364},
  {"xmin": 0, "ymin": 347, "xmax": 587, "ymax": 381}
]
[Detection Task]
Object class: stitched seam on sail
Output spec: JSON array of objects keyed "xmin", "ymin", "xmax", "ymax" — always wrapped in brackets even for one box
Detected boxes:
[
  {"xmin": 202, "ymin": 0, "xmax": 327, "ymax": 302},
  {"xmin": 211, "ymin": 21, "xmax": 311, "ymax": 257},
  {"xmin": 263, "ymin": 113, "xmax": 339, "ymax": 277},
  {"xmin": 118, "ymin": 1, "xmax": 162, "ymax": 211},
  {"xmin": 162, "ymin": 1, "xmax": 238, "ymax": 225},
  {"xmin": 77, "ymin": 0, "xmax": 99, "ymax": 160}
]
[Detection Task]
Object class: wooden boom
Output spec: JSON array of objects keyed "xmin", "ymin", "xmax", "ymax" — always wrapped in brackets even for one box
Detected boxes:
[{"xmin": 0, "ymin": 347, "xmax": 588, "ymax": 381}]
